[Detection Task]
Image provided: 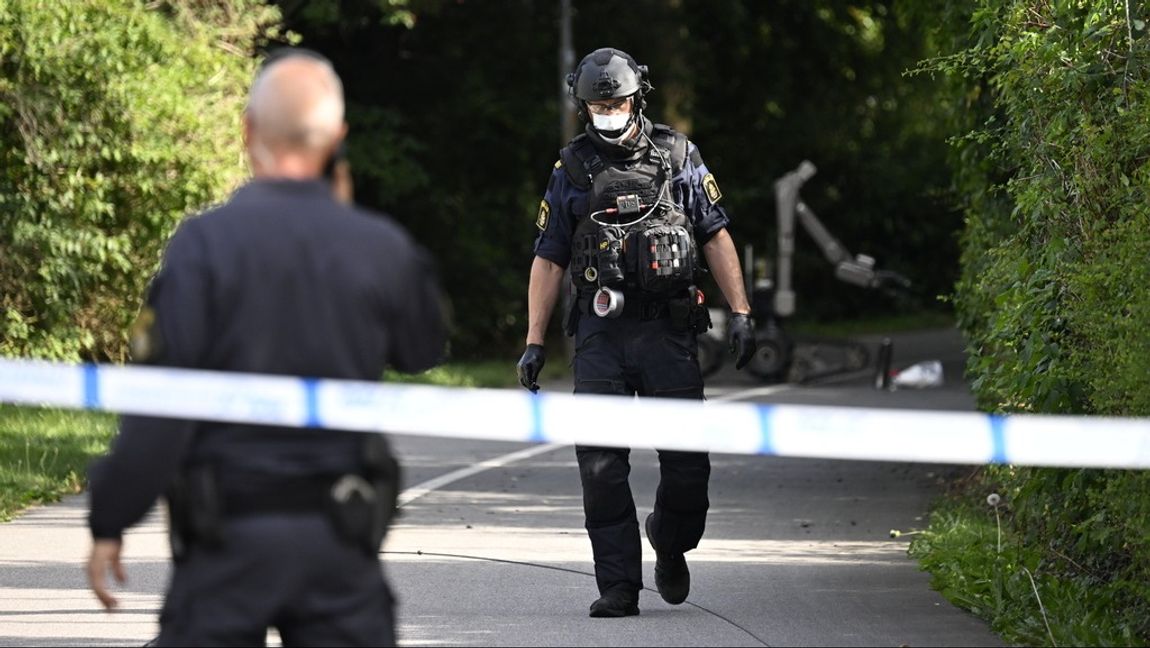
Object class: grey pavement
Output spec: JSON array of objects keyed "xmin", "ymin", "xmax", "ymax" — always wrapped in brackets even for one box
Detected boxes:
[{"xmin": 0, "ymin": 325, "xmax": 1005, "ymax": 647}]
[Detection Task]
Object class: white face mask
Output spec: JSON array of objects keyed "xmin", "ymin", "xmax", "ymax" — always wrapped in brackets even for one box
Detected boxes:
[{"xmin": 590, "ymin": 111, "xmax": 632, "ymax": 134}]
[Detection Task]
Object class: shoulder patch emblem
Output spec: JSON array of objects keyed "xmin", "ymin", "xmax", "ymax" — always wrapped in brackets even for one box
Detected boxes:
[
  {"xmin": 554, "ymin": 159, "xmax": 563, "ymax": 169},
  {"xmin": 536, "ymin": 199, "xmax": 551, "ymax": 231},
  {"xmin": 702, "ymin": 173, "xmax": 722, "ymax": 205},
  {"xmin": 128, "ymin": 306, "xmax": 161, "ymax": 364}
]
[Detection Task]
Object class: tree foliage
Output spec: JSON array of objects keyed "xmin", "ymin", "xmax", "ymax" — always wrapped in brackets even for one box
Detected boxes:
[
  {"xmin": 932, "ymin": 0, "xmax": 1150, "ymax": 417},
  {"xmin": 919, "ymin": 0, "xmax": 1150, "ymax": 642},
  {"xmin": 281, "ymin": 0, "xmax": 959, "ymax": 356},
  {"xmin": 680, "ymin": 0, "xmax": 961, "ymax": 321},
  {"xmin": 0, "ymin": 0, "xmax": 283, "ymax": 360}
]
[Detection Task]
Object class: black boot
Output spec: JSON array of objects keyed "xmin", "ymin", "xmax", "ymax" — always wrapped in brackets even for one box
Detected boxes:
[
  {"xmin": 646, "ymin": 513, "xmax": 690, "ymax": 605},
  {"xmin": 588, "ymin": 588, "xmax": 640, "ymax": 618}
]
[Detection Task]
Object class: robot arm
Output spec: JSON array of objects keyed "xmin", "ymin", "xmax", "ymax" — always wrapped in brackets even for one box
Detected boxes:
[
  {"xmin": 795, "ymin": 201, "xmax": 910, "ymax": 291},
  {"xmin": 772, "ymin": 160, "xmax": 910, "ymax": 317}
]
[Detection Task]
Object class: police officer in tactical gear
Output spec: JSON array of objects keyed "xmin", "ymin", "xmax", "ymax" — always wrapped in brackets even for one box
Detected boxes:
[
  {"xmin": 86, "ymin": 49, "xmax": 446, "ymax": 646},
  {"xmin": 516, "ymin": 47, "xmax": 757, "ymax": 618}
]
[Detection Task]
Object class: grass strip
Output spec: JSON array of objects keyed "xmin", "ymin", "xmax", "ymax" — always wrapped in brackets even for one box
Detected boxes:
[
  {"xmin": 910, "ymin": 485, "xmax": 1147, "ymax": 647},
  {"xmin": 0, "ymin": 405, "xmax": 116, "ymax": 521}
]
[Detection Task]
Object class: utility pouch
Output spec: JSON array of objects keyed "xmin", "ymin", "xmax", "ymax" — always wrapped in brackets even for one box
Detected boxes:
[
  {"xmin": 327, "ymin": 475, "xmax": 380, "ymax": 556},
  {"xmin": 595, "ymin": 228, "xmax": 626, "ymax": 286},
  {"xmin": 166, "ymin": 464, "xmax": 223, "ymax": 561},
  {"xmin": 571, "ymin": 232, "xmax": 599, "ymax": 286},
  {"xmin": 363, "ymin": 435, "xmax": 401, "ymax": 530},
  {"xmin": 328, "ymin": 436, "xmax": 401, "ymax": 557},
  {"xmin": 689, "ymin": 304, "xmax": 713, "ymax": 335},
  {"xmin": 637, "ymin": 225, "xmax": 695, "ymax": 293}
]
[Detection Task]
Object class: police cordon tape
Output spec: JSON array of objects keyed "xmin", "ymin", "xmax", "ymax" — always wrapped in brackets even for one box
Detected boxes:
[{"xmin": 2, "ymin": 357, "xmax": 1150, "ymax": 469}]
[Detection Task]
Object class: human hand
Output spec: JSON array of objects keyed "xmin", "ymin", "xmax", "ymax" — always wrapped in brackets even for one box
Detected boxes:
[
  {"xmin": 87, "ymin": 538, "xmax": 126, "ymax": 611},
  {"xmin": 728, "ymin": 313, "xmax": 757, "ymax": 370},
  {"xmin": 516, "ymin": 344, "xmax": 546, "ymax": 392}
]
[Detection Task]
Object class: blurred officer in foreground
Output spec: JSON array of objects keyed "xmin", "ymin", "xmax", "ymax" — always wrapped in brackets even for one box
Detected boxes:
[
  {"xmin": 86, "ymin": 49, "xmax": 446, "ymax": 646},
  {"xmin": 516, "ymin": 47, "xmax": 757, "ymax": 617}
]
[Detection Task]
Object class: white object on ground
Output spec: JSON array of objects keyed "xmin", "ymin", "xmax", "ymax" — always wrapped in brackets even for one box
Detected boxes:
[{"xmin": 891, "ymin": 360, "xmax": 944, "ymax": 389}]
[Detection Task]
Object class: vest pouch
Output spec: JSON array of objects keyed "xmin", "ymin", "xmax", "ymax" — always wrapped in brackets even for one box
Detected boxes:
[
  {"xmin": 166, "ymin": 464, "xmax": 223, "ymax": 560},
  {"xmin": 570, "ymin": 232, "xmax": 600, "ymax": 287},
  {"xmin": 596, "ymin": 228, "xmax": 626, "ymax": 286},
  {"xmin": 637, "ymin": 225, "xmax": 695, "ymax": 293}
]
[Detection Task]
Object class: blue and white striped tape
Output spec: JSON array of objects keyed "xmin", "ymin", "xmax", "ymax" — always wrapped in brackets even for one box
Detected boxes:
[{"xmin": 2, "ymin": 358, "xmax": 1150, "ymax": 469}]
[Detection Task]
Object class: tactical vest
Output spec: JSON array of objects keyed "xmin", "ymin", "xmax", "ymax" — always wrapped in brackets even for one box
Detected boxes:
[{"xmin": 562, "ymin": 124, "xmax": 698, "ymax": 297}]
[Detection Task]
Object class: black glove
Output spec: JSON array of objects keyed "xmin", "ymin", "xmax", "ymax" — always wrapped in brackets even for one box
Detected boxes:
[
  {"xmin": 728, "ymin": 313, "xmax": 757, "ymax": 370},
  {"xmin": 516, "ymin": 344, "xmax": 546, "ymax": 392}
]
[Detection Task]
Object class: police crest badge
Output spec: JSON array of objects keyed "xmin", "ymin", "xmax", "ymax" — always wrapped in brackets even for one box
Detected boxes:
[
  {"xmin": 702, "ymin": 173, "xmax": 722, "ymax": 205},
  {"xmin": 536, "ymin": 200, "xmax": 550, "ymax": 231},
  {"xmin": 128, "ymin": 306, "xmax": 162, "ymax": 363}
]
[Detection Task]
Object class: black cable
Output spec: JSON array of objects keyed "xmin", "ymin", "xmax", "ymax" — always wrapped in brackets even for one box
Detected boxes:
[{"xmin": 381, "ymin": 549, "xmax": 771, "ymax": 647}]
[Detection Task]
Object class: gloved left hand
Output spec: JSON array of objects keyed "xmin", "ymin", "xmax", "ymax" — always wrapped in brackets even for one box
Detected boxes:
[
  {"xmin": 516, "ymin": 344, "xmax": 546, "ymax": 393},
  {"xmin": 728, "ymin": 313, "xmax": 757, "ymax": 370}
]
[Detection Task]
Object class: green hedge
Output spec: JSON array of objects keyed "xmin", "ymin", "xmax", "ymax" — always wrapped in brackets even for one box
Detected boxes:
[
  {"xmin": 0, "ymin": 0, "xmax": 283, "ymax": 361},
  {"xmin": 917, "ymin": 1, "xmax": 1150, "ymax": 643},
  {"xmin": 948, "ymin": 3, "xmax": 1150, "ymax": 417}
]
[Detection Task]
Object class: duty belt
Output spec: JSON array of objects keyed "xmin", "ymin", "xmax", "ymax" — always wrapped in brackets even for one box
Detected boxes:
[
  {"xmin": 577, "ymin": 293, "xmax": 671, "ymax": 321},
  {"xmin": 221, "ymin": 476, "xmax": 337, "ymax": 517}
]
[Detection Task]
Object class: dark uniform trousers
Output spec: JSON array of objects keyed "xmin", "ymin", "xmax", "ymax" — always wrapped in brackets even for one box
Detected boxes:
[
  {"xmin": 156, "ymin": 513, "xmax": 395, "ymax": 647},
  {"xmin": 572, "ymin": 308, "xmax": 711, "ymax": 596}
]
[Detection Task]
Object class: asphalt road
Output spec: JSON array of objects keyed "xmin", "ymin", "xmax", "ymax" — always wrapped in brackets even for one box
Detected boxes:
[{"xmin": 0, "ymin": 326, "xmax": 1005, "ymax": 647}]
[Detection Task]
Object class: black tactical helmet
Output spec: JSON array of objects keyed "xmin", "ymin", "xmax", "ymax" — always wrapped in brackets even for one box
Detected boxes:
[{"xmin": 567, "ymin": 48, "xmax": 651, "ymax": 118}]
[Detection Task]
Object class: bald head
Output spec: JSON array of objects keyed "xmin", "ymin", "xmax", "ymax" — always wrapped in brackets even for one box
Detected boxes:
[{"xmin": 245, "ymin": 54, "xmax": 345, "ymax": 175}]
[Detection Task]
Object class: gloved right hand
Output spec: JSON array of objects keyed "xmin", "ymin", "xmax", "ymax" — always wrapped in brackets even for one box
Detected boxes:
[
  {"xmin": 516, "ymin": 344, "xmax": 546, "ymax": 393},
  {"xmin": 728, "ymin": 313, "xmax": 757, "ymax": 370}
]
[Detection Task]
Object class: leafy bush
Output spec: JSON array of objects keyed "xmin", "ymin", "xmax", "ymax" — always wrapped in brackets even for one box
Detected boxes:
[
  {"xmin": 912, "ymin": 471, "xmax": 1150, "ymax": 646},
  {"xmin": 916, "ymin": 1, "xmax": 1150, "ymax": 643},
  {"xmin": 932, "ymin": 1, "xmax": 1150, "ymax": 415},
  {"xmin": 0, "ymin": 0, "xmax": 284, "ymax": 361}
]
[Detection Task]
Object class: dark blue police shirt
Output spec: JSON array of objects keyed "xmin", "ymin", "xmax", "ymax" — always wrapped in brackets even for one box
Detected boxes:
[
  {"xmin": 89, "ymin": 179, "xmax": 446, "ymax": 540},
  {"xmin": 533, "ymin": 136, "xmax": 731, "ymax": 268}
]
